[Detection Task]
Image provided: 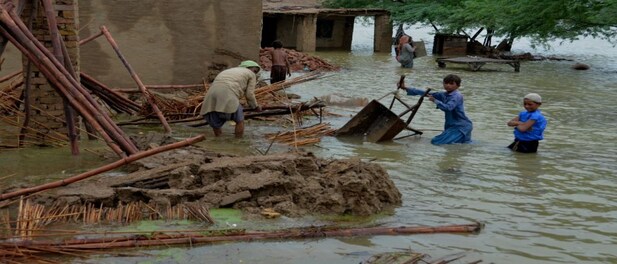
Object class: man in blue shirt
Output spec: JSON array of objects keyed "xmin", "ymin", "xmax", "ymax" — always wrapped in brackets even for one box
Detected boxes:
[{"xmin": 398, "ymin": 74, "xmax": 473, "ymax": 144}]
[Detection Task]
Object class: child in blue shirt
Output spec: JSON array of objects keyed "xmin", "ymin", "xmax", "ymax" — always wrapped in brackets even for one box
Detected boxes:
[
  {"xmin": 398, "ymin": 74, "xmax": 473, "ymax": 145},
  {"xmin": 507, "ymin": 93, "xmax": 547, "ymax": 153}
]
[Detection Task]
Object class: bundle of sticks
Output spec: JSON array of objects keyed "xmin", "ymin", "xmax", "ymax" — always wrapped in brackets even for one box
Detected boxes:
[
  {"xmin": 265, "ymin": 123, "xmax": 336, "ymax": 146},
  {"xmin": 80, "ymin": 72, "xmax": 141, "ymax": 115},
  {"xmin": 254, "ymin": 71, "xmax": 326, "ymax": 105},
  {"xmin": 1, "ymin": 198, "xmax": 215, "ymax": 240}
]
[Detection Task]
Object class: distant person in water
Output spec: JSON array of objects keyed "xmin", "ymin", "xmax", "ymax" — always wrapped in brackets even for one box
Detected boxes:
[
  {"xmin": 268, "ymin": 40, "xmax": 291, "ymax": 84},
  {"xmin": 398, "ymin": 74, "xmax": 473, "ymax": 144},
  {"xmin": 200, "ymin": 60, "xmax": 262, "ymax": 138},
  {"xmin": 507, "ymin": 93, "xmax": 547, "ymax": 153},
  {"xmin": 396, "ymin": 35, "xmax": 415, "ymax": 68}
]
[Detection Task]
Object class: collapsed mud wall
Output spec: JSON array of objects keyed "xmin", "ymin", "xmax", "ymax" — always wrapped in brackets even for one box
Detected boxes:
[{"xmin": 32, "ymin": 147, "xmax": 403, "ymax": 217}]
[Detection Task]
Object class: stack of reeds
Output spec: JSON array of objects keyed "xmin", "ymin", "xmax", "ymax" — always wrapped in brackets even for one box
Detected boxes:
[
  {"xmin": 0, "ymin": 223, "xmax": 481, "ymax": 261},
  {"xmin": 136, "ymin": 72, "xmax": 325, "ymax": 120},
  {"xmin": 1, "ymin": 199, "xmax": 215, "ymax": 240},
  {"xmin": 80, "ymin": 72, "xmax": 141, "ymax": 115},
  {"xmin": 253, "ymin": 71, "xmax": 326, "ymax": 105},
  {"xmin": 0, "ymin": 89, "xmax": 73, "ymax": 148},
  {"xmin": 0, "ymin": 70, "xmax": 22, "ymax": 115},
  {"xmin": 265, "ymin": 123, "xmax": 336, "ymax": 146},
  {"xmin": 0, "ymin": 2, "xmax": 138, "ymax": 157},
  {"xmin": 141, "ymin": 89, "xmax": 205, "ymax": 120}
]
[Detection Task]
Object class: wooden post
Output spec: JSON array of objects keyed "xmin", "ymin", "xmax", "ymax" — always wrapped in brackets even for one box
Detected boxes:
[
  {"xmin": 100, "ymin": 26, "xmax": 172, "ymax": 135},
  {"xmin": 18, "ymin": 0, "xmax": 37, "ymax": 147},
  {"xmin": 41, "ymin": 0, "xmax": 79, "ymax": 155}
]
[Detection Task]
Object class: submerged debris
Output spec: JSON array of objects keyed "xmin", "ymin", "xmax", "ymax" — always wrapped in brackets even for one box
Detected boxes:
[{"xmin": 260, "ymin": 48, "xmax": 340, "ymax": 72}]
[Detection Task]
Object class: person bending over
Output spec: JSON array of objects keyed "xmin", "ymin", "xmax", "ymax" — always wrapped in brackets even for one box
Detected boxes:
[{"xmin": 200, "ymin": 60, "xmax": 262, "ymax": 138}]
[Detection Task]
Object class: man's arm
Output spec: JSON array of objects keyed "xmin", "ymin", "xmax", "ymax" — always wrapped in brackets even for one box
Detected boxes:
[{"xmin": 245, "ymin": 74, "xmax": 259, "ymax": 109}]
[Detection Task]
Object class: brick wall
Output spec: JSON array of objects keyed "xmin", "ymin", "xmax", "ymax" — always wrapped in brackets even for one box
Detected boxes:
[{"xmin": 21, "ymin": 0, "xmax": 79, "ymax": 144}]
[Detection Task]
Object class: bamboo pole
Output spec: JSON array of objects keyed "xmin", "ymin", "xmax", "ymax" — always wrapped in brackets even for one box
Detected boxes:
[
  {"xmin": 41, "ymin": 0, "xmax": 79, "ymax": 155},
  {"xmin": 78, "ymin": 30, "xmax": 103, "ymax": 46},
  {"xmin": 0, "ymin": 8, "xmax": 135, "ymax": 156},
  {"xmin": 16, "ymin": 0, "xmax": 37, "ymax": 148},
  {"xmin": 6, "ymin": 9, "xmax": 139, "ymax": 155},
  {"xmin": 0, "ymin": 223, "xmax": 481, "ymax": 251},
  {"xmin": 0, "ymin": 134, "xmax": 204, "ymax": 201},
  {"xmin": 0, "ymin": 22, "xmax": 126, "ymax": 157},
  {"xmin": 0, "ymin": 69, "xmax": 20, "ymax": 83},
  {"xmin": 113, "ymin": 84, "xmax": 205, "ymax": 93},
  {"xmin": 100, "ymin": 26, "xmax": 172, "ymax": 134}
]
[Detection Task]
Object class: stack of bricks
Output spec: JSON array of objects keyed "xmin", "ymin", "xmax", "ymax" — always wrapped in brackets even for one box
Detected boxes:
[{"xmin": 21, "ymin": 0, "xmax": 79, "ymax": 144}]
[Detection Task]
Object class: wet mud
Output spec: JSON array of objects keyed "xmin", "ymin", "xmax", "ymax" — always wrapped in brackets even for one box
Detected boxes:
[{"xmin": 20, "ymin": 135, "xmax": 401, "ymax": 218}]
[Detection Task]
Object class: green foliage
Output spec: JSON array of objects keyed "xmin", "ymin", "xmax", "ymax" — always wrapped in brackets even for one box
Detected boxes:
[{"xmin": 323, "ymin": 0, "xmax": 617, "ymax": 45}]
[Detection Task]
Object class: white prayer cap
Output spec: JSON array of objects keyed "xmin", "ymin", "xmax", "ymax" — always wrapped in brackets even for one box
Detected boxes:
[{"xmin": 524, "ymin": 93, "xmax": 542, "ymax": 103}]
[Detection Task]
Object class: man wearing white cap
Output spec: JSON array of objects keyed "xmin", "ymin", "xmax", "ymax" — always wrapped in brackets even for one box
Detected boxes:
[
  {"xmin": 200, "ymin": 60, "xmax": 263, "ymax": 137},
  {"xmin": 507, "ymin": 93, "xmax": 547, "ymax": 153}
]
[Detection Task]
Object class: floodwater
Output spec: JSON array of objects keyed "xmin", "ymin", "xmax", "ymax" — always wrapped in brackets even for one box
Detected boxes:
[{"xmin": 2, "ymin": 22, "xmax": 617, "ymax": 264}]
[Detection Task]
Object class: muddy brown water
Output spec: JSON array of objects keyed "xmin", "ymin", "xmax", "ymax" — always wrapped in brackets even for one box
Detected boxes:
[{"xmin": 2, "ymin": 22, "xmax": 617, "ymax": 263}]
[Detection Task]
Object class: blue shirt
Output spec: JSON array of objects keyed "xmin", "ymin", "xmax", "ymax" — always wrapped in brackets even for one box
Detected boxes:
[
  {"xmin": 405, "ymin": 88, "xmax": 473, "ymax": 140},
  {"xmin": 514, "ymin": 110, "xmax": 546, "ymax": 141}
]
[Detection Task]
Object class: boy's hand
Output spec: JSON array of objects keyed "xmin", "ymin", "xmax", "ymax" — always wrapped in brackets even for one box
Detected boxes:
[{"xmin": 428, "ymin": 94, "xmax": 435, "ymax": 102}]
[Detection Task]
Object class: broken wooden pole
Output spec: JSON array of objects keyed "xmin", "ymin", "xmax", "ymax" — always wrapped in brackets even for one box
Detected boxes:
[
  {"xmin": 0, "ymin": 135, "xmax": 205, "ymax": 201},
  {"xmin": 78, "ymin": 30, "xmax": 103, "ymax": 46},
  {"xmin": 100, "ymin": 26, "xmax": 172, "ymax": 135}
]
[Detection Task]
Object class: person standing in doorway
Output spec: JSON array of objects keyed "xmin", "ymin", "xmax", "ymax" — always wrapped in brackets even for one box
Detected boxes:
[
  {"xmin": 199, "ymin": 60, "xmax": 262, "ymax": 138},
  {"xmin": 268, "ymin": 40, "xmax": 291, "ymax": 84}
]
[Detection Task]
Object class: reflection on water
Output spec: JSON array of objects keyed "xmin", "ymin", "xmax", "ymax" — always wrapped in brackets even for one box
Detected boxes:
[{"xmin": 2, "ymin": 22, "xmax": 617, "ymax": 264}]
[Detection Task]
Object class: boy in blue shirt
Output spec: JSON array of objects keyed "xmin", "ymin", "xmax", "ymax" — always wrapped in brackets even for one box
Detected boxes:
[
  {"xmin": 398, "ymin": 74, "xmax": 473, "ymax": 144},
  {"xmin": 507, "ymin": 93, "xmax": 547, "ymax": 153}
]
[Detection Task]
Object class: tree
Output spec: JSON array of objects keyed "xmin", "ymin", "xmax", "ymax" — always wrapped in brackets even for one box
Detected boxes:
[{"xmin": 323, "ymin": 0, "xmax": 617, "ymax": 48}]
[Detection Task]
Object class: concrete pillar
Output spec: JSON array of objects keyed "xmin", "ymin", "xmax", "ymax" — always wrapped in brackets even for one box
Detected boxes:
[
  {"xmin": 21, "ymin": 0, "xmax": 79, "ymax": 145},
  {"xmin": 296, "ymin": 14, "xmax": 317, "ymax": 52},
  {"xmin": 373, "ymin": 14, "xmax": 393, "ymax": 53},
  {"xmin": 341, "ymin": 17, "xmax": 355, "ymax": 51}
]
